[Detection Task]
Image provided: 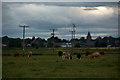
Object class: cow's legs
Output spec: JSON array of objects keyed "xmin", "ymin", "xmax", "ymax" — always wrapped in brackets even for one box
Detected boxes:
[
  {"xmin": 62, "ymin": 55, "xmax": 65, "ymax": 60},
  {"xmin": 80, "ymin": 57, "xmax": 81, "ymax": 60},
  {"xmin": 68, "ymin": 56, "xmax": 70, "ymax": 60}
]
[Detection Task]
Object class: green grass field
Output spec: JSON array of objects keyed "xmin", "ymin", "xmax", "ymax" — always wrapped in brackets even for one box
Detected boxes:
[{"xmin": 2, "ymin": 48, "xmax": 120, "ymax": 78}]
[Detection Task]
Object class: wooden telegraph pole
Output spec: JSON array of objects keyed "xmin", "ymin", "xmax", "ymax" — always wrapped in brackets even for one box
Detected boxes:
[
  {"xmin": 73, "ymin": 23, "xmax": 76, "ymax": 48},
  {"xmin": 19, "ymin": 24, "xmax": 29, "ymax": 57},
  {"xmin": 73, "ymin": 24, "xmax": 76, "ymax": 40}
]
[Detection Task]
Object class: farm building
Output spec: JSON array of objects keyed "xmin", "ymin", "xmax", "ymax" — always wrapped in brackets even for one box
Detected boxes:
[{"xmin": 86, "ymin": 32, "xmax": 95, "ymax": 47}]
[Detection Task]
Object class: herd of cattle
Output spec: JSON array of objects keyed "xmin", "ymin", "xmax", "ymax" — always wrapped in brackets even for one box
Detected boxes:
[
  {"xmin": 13, "ymin": 50, "xmax": 104, "ymax": 60},
  {"xmin": 58, "ymin": 51, "xmax": 104, "ymax": 60}
]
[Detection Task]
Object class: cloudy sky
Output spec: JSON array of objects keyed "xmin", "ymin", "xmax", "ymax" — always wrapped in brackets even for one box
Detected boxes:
[{"xmin": 2, "ymin": 2, "xmax": 118, "ymax": 40}]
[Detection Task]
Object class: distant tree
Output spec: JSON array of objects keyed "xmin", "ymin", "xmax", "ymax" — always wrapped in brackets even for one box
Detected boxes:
[
  {"xmin": 74, "ymin": 38, "xmax": 79, "ymax": 42},
  {"xmin": 54, "ymin": 37, "xmax": 62, "ymax": 43},
  {"xmin": 2, "ymin": 36, "xmax": 9, "ymax": 44},
  {"xmin": 106, "ymin": 36, "xmax": 116, "ymax": 46},
  {"xmin": 102, "ymin": 36, "xmax": 108, "ymax": 42},
  {"xmin": 8, "ymin": 38, "xmax": 22, "ymax": 48},
  {"xmin": 47, "ymin": 42, "xmax": 53, "ymax": 47},
  {"xmin": 118, "ymin": 37, "xmax": 120, "ymax": 41},
  {"xmin": 75, "ymin": 43, "xmax": 81, "ymax": 47},
  {"xmin": 95, "ymin": 40, "xmax": 99, "ymax": 47},
  {"xmin": 62, "ymin": 39, "xmax": 69, "ymax": 43},
  {"xmin": 100, "ymin": 42, "xmax": 107, "ymax": 47},
  {"xmin": 80, "ymin": 37, "xmax": 86, "ymax": 42},
  {"xmin": 35, "ymin": 37, "xmax": 47, "ymax": 48},
  {"xmin": 47, "ymin": 36, "xmax": 53, "ymax": 42},
  {"xmin": 25, "ymin": 38, "xmax": 31, "ymax": 44},
  {"xmin": 2, "ymin": 36, "xmax": 120, "ymax": 48},
  {"xmin": 32, "ymin": 36, "xmax": 35, "ymax": 41},
  {"xmin": 95, "ymin": 40, "xmax": 107, "ymax": 47},
  {"xmin": 31, "ymin": 36, "xmax": 36, "ymax": 48},
  {"xmin": 95, "ymin": 36, "xmax": 102, "ymax": 41},
  {"xmin": 42, "ymin": 39, "xmax": 47, "ymax": 42},
  {"xmin": 47, "ymin": 36, "xmax": 62, "ymax": 45}
]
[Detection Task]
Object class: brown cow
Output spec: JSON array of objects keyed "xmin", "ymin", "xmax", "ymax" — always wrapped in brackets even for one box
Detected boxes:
[
  {"xmin": 100, "ymin": 51, "xmax": 104, "ymax": 55},
  {"xmin": 28, "ymin": 51, "xmax": 32, "ymax": 58},
  {"xmin": 90, "ymin": 52, "xmax": 100, "ymax": 59},
  {"xmin": 86, "ymin": 50, "xmax": 89, "ymax": 56},
  {"xmin": 14, "ymin": 52, "xmax": 19, "ymax": 57}
]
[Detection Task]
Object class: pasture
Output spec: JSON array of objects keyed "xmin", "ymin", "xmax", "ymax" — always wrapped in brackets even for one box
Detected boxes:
[{"xmin": 2, "ymin": 48, "xmax": 120, "ymax": 78}]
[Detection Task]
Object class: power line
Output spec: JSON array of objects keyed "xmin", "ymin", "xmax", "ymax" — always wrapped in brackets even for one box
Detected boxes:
[{"xmin": 19, "ymin": 24, "xmax": 29, "ymax": 57}]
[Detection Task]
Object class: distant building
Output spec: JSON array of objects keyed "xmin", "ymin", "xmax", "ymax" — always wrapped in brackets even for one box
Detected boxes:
[
  {"xmin": 86, "ymin": 32, "xmax": 95, "ymax": 47},
  {"xmin": 107, "ymin": 45, "xmax": 112, "ymax": 48},
  {"xmin": 43, "ymin": 42, "xmax": 48, "ymax": 48},
  {"xmin": 26, "ymin": 44, "xmax": 31, "ymax": 47},
  {"xmin": 2, "ymin": 44, "xmax": 7, "ymax": 47},
  {"xmin": 115, "ymin": 41, "xmax": 120, "ymax": 47},
  {"xmin": 79, "ymin": 41, "xmax": 86, "ymax": 47},
  {"xmin": 61, "ymin": 43, "xmax": 72, "ymax": 48}
]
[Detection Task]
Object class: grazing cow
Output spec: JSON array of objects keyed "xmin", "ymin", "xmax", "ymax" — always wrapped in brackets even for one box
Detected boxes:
[
  {"xmin": 28, "ymin": 51, "xmax": 32, "ymax": 58},
  {"xmin": 100, "ymin": 51, "xmax": 104, "ymax": 55},
  {"xmin": 58, "ymin": 51, "xmax": 63, "ymax": 56},
  {"xmin": 76, "ymin": 53, "xmax": 81, "ymax": 60},
  {"xmin": 90, "ymin": 52, "xmax": 100, "ymax": 59},
  {"xmin": 86, "ymin": 50, "xmax": 90, "ymax": 56},
  {"xmin": 14, "ymin": 52, "xmax": 19, "ymax": 57},
  {"xmin": 58, "ymin": 51, "xmax": 72, "ymax": 60}
]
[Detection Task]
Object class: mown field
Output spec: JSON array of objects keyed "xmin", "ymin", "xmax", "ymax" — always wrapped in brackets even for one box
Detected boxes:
[{"xmin": 2, "ymin": 47, "xmax": 120, "ymax": 78}]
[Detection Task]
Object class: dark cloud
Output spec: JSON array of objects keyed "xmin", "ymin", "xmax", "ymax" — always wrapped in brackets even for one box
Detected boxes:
[
  {"xmin": 2, "ymin": 2, "xmax": 118, "ymax": 39},
  {"xmin": 83, "ymin": 8, "xmax": 98, "ymax": 10},
  {"xmin": 17, "ymin": 2, "xmax": 117, "ymax": 7}
]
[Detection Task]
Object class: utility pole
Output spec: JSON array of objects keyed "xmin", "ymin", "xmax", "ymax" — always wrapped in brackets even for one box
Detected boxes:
[
  {"xmin": 19, "ymin": 24, "xmax": 29, "ymax": 57},
  {"xmin": 69, "ymin": 24, "xmax": 76, "ymax": 54},
  {"xmin": 73, "ymin": 23, "xmax": 76, "ymax": 47},
  {"xmin": 73, "ymin": 24, "xmax": 76, "ymax": 39},
  {"xmin": 50, "ymin": 28, "xmax": 57, "ymax": 55},
  {"xmin": 69, "ymin": 30, "xmax": 74, "ymax": 54}
]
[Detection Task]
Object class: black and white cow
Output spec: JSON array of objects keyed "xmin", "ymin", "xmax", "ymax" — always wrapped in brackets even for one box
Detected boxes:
[{"xmin": 58, "ymin": 51, "xmax": 72, "ymax": 60}]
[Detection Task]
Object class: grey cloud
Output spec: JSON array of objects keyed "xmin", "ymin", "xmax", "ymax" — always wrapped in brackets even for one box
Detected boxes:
[
  {"xmin": 2, "ymin": 2, "xmax": 118, "ymax": 39},
  {"xmin": 23, "ymin": 2, "xmax": 118, "ymax": 7}
]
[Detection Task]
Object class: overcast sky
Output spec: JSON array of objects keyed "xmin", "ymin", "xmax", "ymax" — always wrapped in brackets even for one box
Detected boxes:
[{"xmin": 2, "ymin": 2, "xmax": 118, "ymax": 40}]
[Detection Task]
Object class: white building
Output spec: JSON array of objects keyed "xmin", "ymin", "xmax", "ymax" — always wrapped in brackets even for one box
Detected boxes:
[{"xmin": 61, "ymin": 43, "xmax": 72, "ymax": 48}]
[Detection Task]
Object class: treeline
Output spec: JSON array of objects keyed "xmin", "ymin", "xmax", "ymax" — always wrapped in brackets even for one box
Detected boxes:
[{"xmin": 2, "ymin": 36, "xmax": 120, "ymax": 48}]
